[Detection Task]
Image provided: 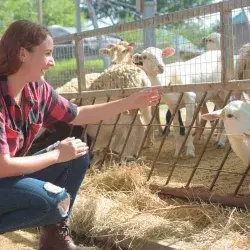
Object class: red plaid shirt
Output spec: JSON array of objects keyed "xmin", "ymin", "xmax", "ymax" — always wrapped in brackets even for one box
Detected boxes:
[{"xmin": 0, "ymin": 77, "xmax": 78, "ymax": 157}]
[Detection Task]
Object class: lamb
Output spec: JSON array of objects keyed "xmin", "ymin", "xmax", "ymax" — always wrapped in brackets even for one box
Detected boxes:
[
  {"xmin": 162, "ymin": 33, "xmax": 223, "ymax": 139},
  {"xmin": 86, "ymin": 63, "xmax": 154, "ymax": 160},
  {"xmin": 201, "ymin": 100, "xmax": 250, "ymax": 166},
  {"xmin": 133, "ymin": 47, "xmax": 226, "ymax": 157}
]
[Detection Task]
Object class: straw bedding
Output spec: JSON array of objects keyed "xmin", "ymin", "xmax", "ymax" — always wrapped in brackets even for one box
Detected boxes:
[{"xmin": 70, "ymin": 162, "xmax": 250, "ymax": 249}]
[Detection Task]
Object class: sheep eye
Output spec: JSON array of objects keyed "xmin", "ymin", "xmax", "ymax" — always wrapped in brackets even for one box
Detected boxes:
[
  {"xmin": 142, "ymin": 55, "xmax": 147, "ymax": 60},
  {"xmin": 227, "ymin": 114, "xmax": 234, "ymax": 118}
]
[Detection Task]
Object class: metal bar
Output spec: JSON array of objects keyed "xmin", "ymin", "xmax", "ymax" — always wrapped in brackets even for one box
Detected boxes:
[
  {"xmin": 147, "ymin": 93, "xmax": 184, "ymax": 182},
  {"xmin": 69, "ymin": 97, "xmax": 83, "ymax": 137},
  {"xmin": 117, "ymin": 109, "xmax": 139, "ymax": 162},
  {"xmin": 150, "ymin": 185, "xmax": 250, "ymax": 209},
  {"xmin": 209, "ymin": 146, "xmax": 232, "ymax": 192},
  {"xmin": 166, "ymin": 92, "xmax": 208, "ymax": 185},
  {"xmin": 90, "ymin": 97, "xmax": 111, "ymax": 151},
  {"xmin": 80, "ymin": 97, "xmax": 97, "ymax": 141},
  {"xmin": 185, "ymin": 91, "xmax": 232, "ymax": 188},
  {"xmin": 136, "ymin": 102, "xmax": 160, "ymax": 158},
  {"xmin": 53, "ymin": 0, "xmax": 250, "ymax": 44},
  {"xmin": 144, "ymin": 158, "xmax": 248, "ymax": 176},
  {"xmin": 234, "ymin": 162, "xmax": 250, "ymax": 195},
  {"xmin": 75, "ymin": 40, "xmax": 86, "ymax": 93},
  {"xmin": 220, "ymin": 5, "xmax": 234, "ymax": 87},
  {"xmin": 99, "ymin": 113, "xmax": 122, "ymax": 166},
  {"xmin": 59, "ymin": 80, "xmax": 250, "ymax": 100}
]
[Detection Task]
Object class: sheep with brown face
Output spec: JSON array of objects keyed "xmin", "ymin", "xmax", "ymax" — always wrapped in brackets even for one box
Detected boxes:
[
  {"xmin": 56, "ymin": 41, "xmax": 137, "ymax": 93},
  {"xmin": 99, "ymin": 41, "xmax": 136, "ymax": 65}
]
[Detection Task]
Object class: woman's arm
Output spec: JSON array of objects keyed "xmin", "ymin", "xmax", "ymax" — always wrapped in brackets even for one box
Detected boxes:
[
  {"xmin": 0, "ymin": 137, "xmax": 88, "ymax": 178},
  {"xmin": 0, "ymin": 150, "xmax": 59, "ymax": 178},
  {"xmin": 70, "ymin": 87, "xmax": 160, "ymax": 126}
]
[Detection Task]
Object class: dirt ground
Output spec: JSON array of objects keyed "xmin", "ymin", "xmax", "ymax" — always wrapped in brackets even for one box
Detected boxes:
[
  {"xmin": 142, "ymin": 132, "xmax": 250, "ymax": 196},
  {"xmin": 146, "ymin": 103, "xmax": 250, "ymax": 197},
  {"xmin": 0, "ymin": 229, "xmax": 38, "ymax": 250}
]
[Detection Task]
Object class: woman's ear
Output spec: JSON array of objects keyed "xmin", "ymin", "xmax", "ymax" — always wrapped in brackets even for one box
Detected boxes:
[{"xmin": 19, "ymin": 47, "xmax": 28, "ymax": 63}]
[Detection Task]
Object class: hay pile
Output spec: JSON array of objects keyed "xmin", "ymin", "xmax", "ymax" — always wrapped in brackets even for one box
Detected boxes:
[{"xmin": 70, "ymin": 162, "xmax": 250, "ymax": 249}]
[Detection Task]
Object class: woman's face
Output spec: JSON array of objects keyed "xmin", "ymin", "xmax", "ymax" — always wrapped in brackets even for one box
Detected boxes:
[{"xmin": 20, "ymin": 35, "xmax": 55, "ymax": 82}]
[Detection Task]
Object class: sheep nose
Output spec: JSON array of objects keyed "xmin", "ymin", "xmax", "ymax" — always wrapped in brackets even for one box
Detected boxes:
[{"xmin": 158, "ymin": 65, "xmax": 164, "ymax": 73}]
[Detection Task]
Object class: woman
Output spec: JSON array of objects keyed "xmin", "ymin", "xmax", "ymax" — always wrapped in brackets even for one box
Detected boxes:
[{"xmin": 0, "ymin": 20, "xmax": 160, "ymax": 250}]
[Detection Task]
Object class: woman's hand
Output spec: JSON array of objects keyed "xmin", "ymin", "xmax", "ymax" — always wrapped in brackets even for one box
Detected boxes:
[
  {"xmin": 54, "ymin": 137, "xmax": 89, "ymax": 163},
  {"xmin": 126, "ymin": 87, "xmax": 160, "ymax": 110}
]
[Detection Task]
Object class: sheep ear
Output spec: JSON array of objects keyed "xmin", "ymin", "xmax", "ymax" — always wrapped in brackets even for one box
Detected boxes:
[
  {"xmin": 128, "ymin": 41, "xmax": 136, "ymax": 47},
  {"xmin": 99, "ymin": 48, "xmax": 111, "ymax": 55},
  {"xmin": 126, "ymin": 46, "xmax": 134, "ymax": 52},
  {"xmin": 162, "ymin": 47, "xmax": 175, "ymax": 57},
  {"xmin": 107, "ymin": 44, "xmax": 115, "ymax": 49},
  {"xmin": 242, "ymin": 91, "xmax": 250, "ymax": 103},
  {"xmin": 201, "ymin": 110, "xmax": 222, "ymax": 121},
  {"xmin": 132, "ymin": 53, "xmax": 142, "ymax": 63}
]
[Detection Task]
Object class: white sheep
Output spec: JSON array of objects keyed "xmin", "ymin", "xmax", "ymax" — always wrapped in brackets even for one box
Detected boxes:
[
  {"xmin": 202, "ymin": 32, "xmax": 221, "ymax": 51},
  {"xmin": 133, "ymin": 47, "xmax": 227, "ymax": 157},
  {"xmin": 86, "ymin": 63, "xmax": 154, "ymax": 160},
  {"xmin": 202, "ymin": 32, "xmax": 239, "ymax": 64},
  {"xmin": 201, "ymin": 100, "xmax": 250, "ymax": 166},
  {"xmin": 195, "ymin": 33, "xmax": 245, "ymax": 144},
  {"xmin": 56, "ymin": 73, "xmax": 101, "ymax": 93}
]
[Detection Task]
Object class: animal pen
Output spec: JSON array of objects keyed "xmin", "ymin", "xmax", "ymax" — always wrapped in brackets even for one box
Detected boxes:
[{"xmin": 43, "ymin": 0, "xmax": 250, "ymax": 210}]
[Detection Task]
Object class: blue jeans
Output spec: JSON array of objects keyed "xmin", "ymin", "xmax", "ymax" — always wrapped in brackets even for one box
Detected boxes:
[{"xmin": 0, "ymin": 145, "xmax": 89, "ymax": 234}]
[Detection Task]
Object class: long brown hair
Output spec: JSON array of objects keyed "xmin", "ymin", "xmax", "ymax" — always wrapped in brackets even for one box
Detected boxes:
[{"xmin": 0, "ymin": 20, "xmax": 51, "ymax": 76}]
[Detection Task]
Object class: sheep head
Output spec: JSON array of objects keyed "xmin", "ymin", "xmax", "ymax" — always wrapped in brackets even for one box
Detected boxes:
[
  {"xmin": 202, "ymin": 100, "xmax": 250, "ymax": 166},
  {"xmin": 132, "ymin": 47, "xmax": 175, "ymax": 77},
  {"xmin": 99, "ymin": 41, "xmax": 136, "ymax": 65}
]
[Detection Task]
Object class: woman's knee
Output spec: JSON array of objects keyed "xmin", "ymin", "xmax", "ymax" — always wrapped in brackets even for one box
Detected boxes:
[
  {"xmin": 71, "ymin": 154, "xmax": 90, "ymax": 174},
  {"xmin": 43, "ymin": 183, "xmax": 71, "ymax": 223}
]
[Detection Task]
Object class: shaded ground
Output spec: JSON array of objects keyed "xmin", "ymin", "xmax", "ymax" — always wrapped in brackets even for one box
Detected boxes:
[
  {"xmin": 0, "ymin": 229, "xmax": 38, "ymax": 250},
  {"xmin": 153, "ymin": 102, "xmax": 250, "ymax": 196},
  {"xmin": 142, "ymin": 132, "xmax": 249, "ymax": 196}
]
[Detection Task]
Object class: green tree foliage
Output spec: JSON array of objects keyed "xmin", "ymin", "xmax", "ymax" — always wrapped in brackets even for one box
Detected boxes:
[
  {"xmin": 0, "ymin": 0, "xmax": 37, "ymax": 34},
  {"xmin": 90, "ymin": 0, "xmax": 213, "ymax": 20},
  {"xmin": 88, "ymin": 0, "xmax": 215, "ymax": 46},
  {"xmin": 0, "ymin": 0, "xmax": 77, "ymax": 35},
  {"xmin": 157, "ymin": 0, "xmax": 213, "ymax": 14},
  {"xmin": 43, "ymin": 0, "xmax": 76, "ymax": 27}
]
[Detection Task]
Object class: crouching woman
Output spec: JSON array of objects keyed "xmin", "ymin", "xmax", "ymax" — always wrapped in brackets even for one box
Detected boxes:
[{"xmin": 0, "ymin": 20, "xmax": 160, "ymax": 250}]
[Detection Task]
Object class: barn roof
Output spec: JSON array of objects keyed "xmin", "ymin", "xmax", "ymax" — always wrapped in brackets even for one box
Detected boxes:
[{"xmin": 232, "ymin": 7, "xmax": 250, "ymax": 24}]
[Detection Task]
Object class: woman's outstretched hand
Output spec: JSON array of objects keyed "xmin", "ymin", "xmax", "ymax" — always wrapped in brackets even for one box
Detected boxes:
[{"xmin": 126, "ymin": 87, "xmax": 161, "ymax": 110}]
